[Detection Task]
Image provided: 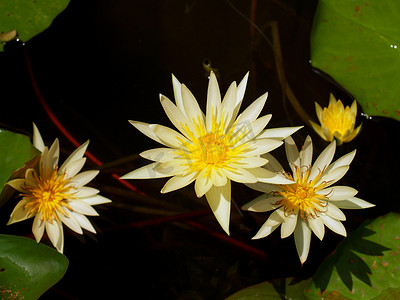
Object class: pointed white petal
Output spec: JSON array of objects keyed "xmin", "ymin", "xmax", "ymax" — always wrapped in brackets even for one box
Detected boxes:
[
  {"xmin": 281, "ymin": 210, "xmax": 298, "ymax": 238},
  {"xmin": 251, "ymin": 167, "xmax": 294, "ymax": 184},
  {"xmin": 8, "ymin": 198, "xmax": 32, "ymax": 224},
  {"xmin": 205, "ymin": 182, "xmax": 231, "ymax": 235},
  {"xmin": 237, "ymin": 92, "xmax": 268, "ymax": 124},
  {"xmin": 120, "ymin": 162, "xmax": 173, "ymax": 179},
  {"xmin": 194, "ymin": 169, "xmax": 213, "ymax": 197},
  {"xmin": 308, "ymin": 217, "xmax": 325, "ymax": 240},
  {"xmin": 299, "ymin": 136, "xmax": 313, "ymax": 173},
  {"xmin": 81, "ymin": 195, "xmax": 112, "ymax": 206},
  {"xmin": 245, "ymin": 182, "xmax": 283, "ymax": 194},
  {"xmin": 315, "ymin": 166, "xmax": 350, "ymax": 188},
  {"xmin": 46, "ymin": 220, "xmax": 64, "ymax": 253},
  {"xmin": 68, "ymin": 170, "xmax": 99, "ymax": 187},
  {"xmin": 333, "ymin": 197, "xmax": 375, "ymax": 209},
  {"xmin": 241, "ymin": 139, "xmax": 283, "ymax": 157},
  {"xmin": 172, "ymin": 74, "xmax": 184, "ymax": 113},
  {"xmin": 285, "ymin": 136, "xmax": 300, "ymax": 177},
  {"xmin": 229, "ymin": 72, "xmax": 249, "ymax": 125},
  {"xmin": 59, "ymin": 140, "xmax": 89, "ymax": 175},
  {"xmin": 181, "ymin": 84, "xmax": 205, "ymax": 129},
  {"xmin": 73, "ymin": 186, "xmax": 99, "ymax": 198},
  {"xmin": 62, "ymin": 157, "xmax": 86, "ymax": 179},
  {"xmin": 320, "ymin": 215, "xmax": 347, "ymax": 236},
  {"xmin": 154, "ymin": 125, "xmax": 190, "ymax": 149},
  {"xmin": 129, "ymin": 121, "xmax": 165, "ymax": 145},
  {"xmin": 222, "ymin": 167, "xmax": 257, "ymax": 183},
  {"xmin": 220, "ymin": 81, "xmax": 237, "ymax": 127},
  {"xmin": 69, "ymin": 200, "xmax": 99, "ymax": 216},
  {"xmin": 316, "ymin": 186, "xmax": 358, "ymax": 200},
  {"xmin": 261, "ymin": 153, "xmax": 284, "ymax": 173},
  {"xmin": 161, "ymin": 172, "xmax": 197, "ymax": 193},
  {"xmin": 32, "ymin": 123, "xmax": 45, "ymax": 152},
  {"xmin": 72, "ymin": 212, "xmax": 96, "ymax": 233},
  {"xmin": 257, "ymin": 126, "xmax": 303, "ymax": 140},
  {"xmin": 160, "ymin": 95, "xmax": 191, "ymax": 137},
  {"xmin": 246, "ymin": 114, "xmax": 272, "ymax": 140},
  {"xmin": 324, "ymin": 203, "xmax": 346, "ymax": 221},
  {"xmin": 325, "ymin": 150, "xmax": 356, "ymax": 173},
  {"xmin": 154, "ymin": 160, "xmax": 190, "ymax": 175},
  {"xmin": 32, "ymin": 213, "xmax": 45, "ymax": 242},
  {"xmin": 206, "ymin": 71, "xmax": 221, "ymax": 131},
  {"xmin": 210, "ymin": 168, "xmax": 228, "ymax": 187},
  {"xmin": 140, "ymin": 148, "xmax": 179, "ymax": 163},
  {"xmin": 252, "ymin": 208, "xmax": 284, "ymax": 239},
  {"xmin": 241, "ymin": 193, "xmax": 283, "ymax": 212},
  {"xmin": 294, "ymin": 218, "xmax": 312, "ymax": 264},
  {"xmin": 6, "ymin": 179, "xmax": 26, "ymax": 193},
  {"xmin": 229, "ymin": 157, "xmax": 268, "ymax": 169},
  {"xmin": 309, "ymin": 140, "xmax": 336, "ymax": 181},
  {"xmin": 58, "ymin": 209, "xmax": 83, "ymax": 234}
]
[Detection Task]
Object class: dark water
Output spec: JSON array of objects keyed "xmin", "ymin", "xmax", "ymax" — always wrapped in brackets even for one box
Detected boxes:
[{"xmin": 1, "ymin": 0, "xmax": 399, "ymax": 299}]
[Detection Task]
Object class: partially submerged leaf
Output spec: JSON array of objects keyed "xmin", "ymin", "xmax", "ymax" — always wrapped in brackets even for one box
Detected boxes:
[
  {"xmin": 311, "ymin": 0, "xmax": 400, "ymax": 121},
  {"xmin": 0, "ymin": 128, "xmax": 39, "ymax": 207},
  {"xmin": 305, "ymin": 213, "xmax": 400, "ymax": 299},
  {"xmin": 0, "ymin": 0, "xmax": 70, "ymax": 51},
  {"xmin": 0, "ymin": 234, "xmax": 68, "ymax": 299}
]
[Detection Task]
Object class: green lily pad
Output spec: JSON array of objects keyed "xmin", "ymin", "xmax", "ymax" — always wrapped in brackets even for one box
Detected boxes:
[
  {"xmin": 226, "ymin": 277, "xmax": 311, "ymax": 300},
  {"xmin": 0, "ymin": 0, "xmax": 70, "ymax": 51},
  {"xmin": 0, "ymin": 128, "xmax": 39, "ymax": 206},
  {"xmin": 0, "ymin": 234, "xmax": 68, "ymax": 299},
  {"xmin": 311, "ymin": 0, "xmax": 400, "ymax": 121},
  {"xmin": 305, "ymin": 213, "xmax": 400, "ymax": 299}
]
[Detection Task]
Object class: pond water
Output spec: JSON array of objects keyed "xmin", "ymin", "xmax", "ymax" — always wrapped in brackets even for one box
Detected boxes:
[{"xmin": 1, "ymin": 0, "xmax": 399, "ymax": 299}]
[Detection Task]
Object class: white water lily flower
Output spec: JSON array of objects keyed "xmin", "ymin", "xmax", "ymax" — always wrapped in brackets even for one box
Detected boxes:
[
  {"xmin": 7, "ymin": 124, "xmax": 111, "ymax": 253},
  {"xmin": 121, "ymin": 71, "xmax": 302, "ymax": 234},
  {"xmin": 242, "ymin": 135, "xmax": 374, "ymax": 264}
]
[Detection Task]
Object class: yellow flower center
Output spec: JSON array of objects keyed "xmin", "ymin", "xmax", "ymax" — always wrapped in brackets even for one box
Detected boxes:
[
  {"xmin": 276, "ymin": 168, "xmax": 327, "ymax": 219},
  {"xmin": 23, "ymin": 169, "xmax": 74, "ymax": 222},
  {"xmin": 321, "ymin": 100, "xmax": 355, "ymax": 137},
  {"xmin": 198, "ymin": 132, "xmax": 229, "ymax": 165}
]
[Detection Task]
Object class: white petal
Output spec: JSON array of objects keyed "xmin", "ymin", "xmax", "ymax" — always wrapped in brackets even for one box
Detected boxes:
[
  {"xmin": 32, "ymin": 213, "xmax": 45, "ymax": 242},
  {"xmin": 69, "ymin": 200, "xmax": 99, "ymax": 216},
  {"xmin": 285, "ymin": 136, "xmax": 300, "ymax": 177},
  {"xmin": 129, "ymin": 121, "xmax": 165, "ymax": 145},
  {"xmin": 210, "ymin": 168, "xmax": 228, "ymax": 187},
  {"xmin": 120, "ymin": 162, "xmax": 172, "ymax": 179},
  {"xmin": 194, "ymin": 169, "xmax": 213, "ymax": 197},
  {"xmin": 154, "ymin": 125, "xmax": 190, "ymax": 149},
  {"xmin": 333, "ymin": 197, "xmax": 375, "ymax": 209},
  {"xmin": 316, "ymin": 186, "xmax": 358, "ymax": 200},
  {"xmin": 46, "ymin": 220, "xmax": 64, "ymax": 253},
  {"xmin": 252, "ymin": 208, "xmax": 284, "ymax": 239},
  {"xmin": 140, "ymin": 148, "xmax": 179, "ymax": 163},
  {"xmin": 6, "ymin": 179, "xmax": 26, "ymax": 193},
  {"xmin": 320, "ymin": 215, "xmax": 347, "ymax": 236},
  {"xmin": 72, "ymin": 212, "xmax": 96, "ymax": 233},
  {"xmin": 326, "ymin": 150, "xmax": 356, "ymax": 173},
  {"xmin": 246, "ymin": 114, "xmax": 272, "ymax": 140},
  {"xmin": 172, "ymin": 74, "xmax": 184, "ymax": 113},
  {"xmin": 73, "ymin": 186, "xmax": 99, "ymax": 198},
  {"xmin": 32, "ymin": 123, "xmax": 45, "ymax": 152},
  {"xmin": 250, "ymin": 167, "xmax": 293, "ymax": 184},
  {"xmin": 229, "ymin": 157, "xmax": 268, "ymax": 169},
  {"xmin": 229, "ymin": 72, "xmax": 249, "ymax": 124},
  {"xmin": 62, "ymin": 157, "xmax": 86, "ymax": 179},
  {"xmin": 240, "ymin": 139, "xmax": 283, "ymax": 157},
  {"xmin": 205, "ymin": 182, "xmax": 231, "ymax": 235},
  {"xmin": 81, "ymin": 195, "xmax": 112, "ymax": 206},
  {"xmin": 237, "ymin": 92, "xmax": 268, "ymax": 124},
  {"xmin": 161, "ymin": 172, "xmax": 197, "ymax": 193},
  {"xmin": 261, "ymin": 153, "xmax": 284, "ymax": 173},
  {"xmin": 58, "ymin": 209, "xmax": 83, "ymax": 234},
  {"xmin": 324, "ymin": 203, "xmax": 346, "ymax": 221},
  {"xmin": 257, "ymin": 126, "xmax": 303, "ymax": 140},
  {"xmin": 308, "ymin": 217, "xmax": 325, "ymax": 240},
  {"xmin": 315, "ymin": 166, "xmax": 350, "ymax": 188},
  {"xmin": 206, "ymin": 71, "xmax": 222, "ymax": 131},
  {"xmin": 181, "ymin": 84, "xmax": 205, "ymax": 130},
  {"xmin": 294, "ymin": 218, "xmax": 312, "ymax": 264},
  {"xmin": 281, "ymin": 211, "xmax": 298, "ymax": 238},
  {"xmin": 309, "ymin": 140, "xmax": 336, "ymax": 181},
  {"xmin": 8, "ymin": 198, "xmax": 32, "ymax": 224},
  {"xmin": 245, "ymin": 182, "xmax": 283, "ymax": 194},
  {"xmin": 59, "ymin": 140, "xmax": 89, "ymax": 175},
  {"xmin": 68, "ymin": 170, "xmax": 99, "ymax": 187},
  {"xmin": 299, "ymin": 136, "xmax": 313, "ymax": 173},
  {"xmin": 220, "ymin": 81, "xmax": 237, "ymax": 127},
  {"xmin": 241, "ymin": 193, "xmax": 283, "ymax": 212},
  {"xmin": 222, "ymin": 167, "xmax": 257, "ymax": 183},
  {"xmin": 154, "ymin": 160, "xmax": 190, "ymax": 175},
  {"xmin": 160, "ymin": 95, "xmax": 192, "ymax": 137}
]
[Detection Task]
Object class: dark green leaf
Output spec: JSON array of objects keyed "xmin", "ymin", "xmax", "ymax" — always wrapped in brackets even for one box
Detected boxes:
[
  {"xmin": 0, "ymin": 234, "xmax": 68, "ymax": 299},
  {"xmin": 311, "ymin": 0, "xmax": 400, "ymax": 121}
]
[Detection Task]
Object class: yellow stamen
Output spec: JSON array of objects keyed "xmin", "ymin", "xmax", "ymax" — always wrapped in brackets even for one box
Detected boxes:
[{"xmin": 23, "ymin": 169, "xmax": 74, "ymax": 223}]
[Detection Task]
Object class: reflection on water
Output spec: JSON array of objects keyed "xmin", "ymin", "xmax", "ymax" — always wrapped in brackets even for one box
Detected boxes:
[{"xmin": 1, "ymin": 0, "xmax": 399, "ymax": 298}]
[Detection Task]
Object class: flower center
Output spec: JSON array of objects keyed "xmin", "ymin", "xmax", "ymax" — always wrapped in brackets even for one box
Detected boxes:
[
  {"xmin": 198, "ymin": 132, "xmax": 229, "ymax": 165},
  {"xmin": 23, "ymin": 169, "xmax": 73, "ymax": 222},
  {"xmin": 321, "ymin": 104, "xmax": 354, "ymax": 136},
  {"xmin": 276, "ymin": 169, "xmax": 327, "ymax": 219}
]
